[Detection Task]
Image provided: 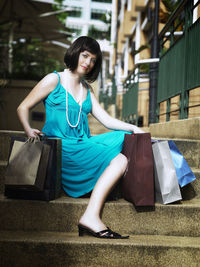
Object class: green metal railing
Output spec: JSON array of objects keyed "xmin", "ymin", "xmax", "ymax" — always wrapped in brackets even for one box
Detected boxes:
[
  {"xmin": 157, "ymin": 0, "xmax": 200, "ymax": 121},
  {"xmin": 122, "ymin": 70, "xmax": 139, "ymax": 124},
  {"xmin": 100, "ymin": 71, "xmax": 139, "ymax": 124},
  {"xmin": 99, "ymin": 77, "xmax": 117, "ymax": 111}
]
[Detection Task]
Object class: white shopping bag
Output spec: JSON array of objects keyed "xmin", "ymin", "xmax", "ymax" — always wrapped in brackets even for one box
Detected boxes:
[{"xmin": 152, "ymin": 141, "xmax": 182, "ymax": 204}]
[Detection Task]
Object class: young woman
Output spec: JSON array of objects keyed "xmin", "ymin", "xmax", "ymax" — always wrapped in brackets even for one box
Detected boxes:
[{"xmin": 17, "ymin": 36, "xmax": 144, "ymax": 239}]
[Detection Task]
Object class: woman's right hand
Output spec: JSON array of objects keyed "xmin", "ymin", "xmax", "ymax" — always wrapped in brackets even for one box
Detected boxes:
[{"xmin": 26, "ymin": 128, "xmax": 43, "ymax": 138}]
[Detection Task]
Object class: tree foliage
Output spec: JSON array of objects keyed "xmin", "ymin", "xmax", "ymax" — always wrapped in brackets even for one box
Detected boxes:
[
  {"xmin": 0, "ymin": 0, "xmax": 67, "ymax": 80},
  {"xmin": 0, "ymin": 37, "xmax": 64, "ymax": 80},
  {"xmin": 52, "ymin": 0, "xmax": 68, "ymax": 24},
  {"xmin": 12, "ymin": 39, "xmax": 63, "ymax": 80}
]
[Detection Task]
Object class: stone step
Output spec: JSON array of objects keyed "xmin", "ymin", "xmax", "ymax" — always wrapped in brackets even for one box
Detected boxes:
[
  {"xmin": 155, "ymin": 138, "xmax": 200, "ymax": 170},
  {"xmin": 0, "ymin": 230, "xmax": 200, "ymax": 267},
  {"xmin": 1, "ymin": 164, "xmax": 199, "ymax": 198},
  {"xmin": 181, "ymin": 168, "xmax": 200, "ymax": 199},
  {"xmin": 150, "ymin": 117, "xmax": 200, "ymax": 140},
  {"xmin": 1, "ymin": 194, "xmax": 200, "ymax": 237},
  {"xmin": 1, "ymin": 130, "xmax": 199, "ymax": 169}
]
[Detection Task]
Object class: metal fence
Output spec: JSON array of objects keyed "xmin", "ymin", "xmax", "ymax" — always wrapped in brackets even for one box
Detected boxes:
[
  {"xmin": 99, "ymin": 77, "xmax": 117, "ymax": 111},
  {"xmin": 122, "ymin": 70, "xmax": 139, "ymax": 124},
  {"xmin": 157, "ymin": 0, "xmax": 200, "ymax": 121}
]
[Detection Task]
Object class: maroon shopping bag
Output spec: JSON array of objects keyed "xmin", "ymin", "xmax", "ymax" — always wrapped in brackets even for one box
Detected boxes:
[{"xmin": 122, "ymin": 133, "xmax": 154, "ymax": 206}]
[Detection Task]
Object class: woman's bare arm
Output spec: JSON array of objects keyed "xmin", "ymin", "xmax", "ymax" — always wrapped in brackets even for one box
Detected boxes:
[
  {"xmin": 17, "ymin": 73, "xmax": 58, "ymax": 137},
  {"xmin": 90, "ymin": 92, "xmax": 144, "ymax": 133}
]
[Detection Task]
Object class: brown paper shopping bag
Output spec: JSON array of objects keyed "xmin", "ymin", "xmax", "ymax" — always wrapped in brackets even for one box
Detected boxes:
[
  {"xmin": 5, "ymin": 137, "xmax": 50, "ymax": 191},
  {"xmin": 5, "ymin": 136, "xmax": 62, "ymax": 201}
]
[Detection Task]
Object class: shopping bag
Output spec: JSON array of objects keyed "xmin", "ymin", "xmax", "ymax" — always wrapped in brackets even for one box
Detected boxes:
[
  {"xmin": 4, "ymin": 136, "xmax": 62, "ymax": 201},
  {"xmin": 152, "ymin": 141, "xmax": 182, "ymax": 204},
  {"xmin": 122, "ymin": 133, "xmax": 154, "ymax": 206},
  {"xmin": 168, "ymin": 140, "xmax": 196, "ymax": 187},
  {"xmin": 5, "ymin": 137, "xmax": 50, "ymax": 191}
]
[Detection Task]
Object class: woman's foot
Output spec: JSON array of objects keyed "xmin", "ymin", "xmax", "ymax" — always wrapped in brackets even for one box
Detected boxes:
[
  {"xmin": 79, "ymin": 214, "xmax": 107, "ymax": 233},
  {"xmin": 78, "ymin": 224, "xmax": 129, "ymax": 239}
]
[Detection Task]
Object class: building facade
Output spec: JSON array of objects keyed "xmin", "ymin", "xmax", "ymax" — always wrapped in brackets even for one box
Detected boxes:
[
  {"xmin": 63, "ymin": 0, "xmax": 113, "ymax": 97},
  {"xmin": 64, "ymin": 0, "xmax": 112, "ymax": 38},
  {"xmin": 109, "ymin": 0, "xmax": 200, "ymax": 127},
  {"xmin": 109, "ymin": 0, "xmax": 161, "ymax": 126}
]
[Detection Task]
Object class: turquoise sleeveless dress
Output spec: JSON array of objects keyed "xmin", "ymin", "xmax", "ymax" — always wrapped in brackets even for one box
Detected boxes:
[{"xmin": 42, "ymin": 71, "xmax": 130, "ymax": 197}]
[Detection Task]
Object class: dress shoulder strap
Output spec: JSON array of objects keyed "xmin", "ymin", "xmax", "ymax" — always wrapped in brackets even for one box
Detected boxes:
[
  {"xmin": 82, "ymin": 80, "xmax": 91, "ymax": 92},
  {"xmin": 53, "ymin": 70, "xmax": 61, "ymax": 83}
]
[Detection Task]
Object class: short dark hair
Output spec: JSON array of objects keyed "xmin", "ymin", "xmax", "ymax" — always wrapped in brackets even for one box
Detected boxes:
[{"xmin": 64, "ymin": 36, "xmax": 102, "ymax": 83}]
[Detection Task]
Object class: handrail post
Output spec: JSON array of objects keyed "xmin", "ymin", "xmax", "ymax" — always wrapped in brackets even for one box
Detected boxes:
[
  {"xmin": 148, "ymin": 0, "xmax": 160, "ymax": 124},
  {"xmin": 180, "ymin": 0, "xmax": 192, "ymax": 119},
  {"xmin": 135, "ymin": 68, "xmax": 139, "ymax": 126}
]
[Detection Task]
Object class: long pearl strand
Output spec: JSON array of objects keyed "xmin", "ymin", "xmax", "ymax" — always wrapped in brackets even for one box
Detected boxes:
[{"xmin": 66, "ymin": 82, "xmax": 83, "ymax": 128}]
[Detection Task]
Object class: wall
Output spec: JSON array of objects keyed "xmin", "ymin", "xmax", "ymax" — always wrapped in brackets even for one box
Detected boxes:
[{"xmin": 0, "ymin": 79, "xmax": 45, "ymax": 131}]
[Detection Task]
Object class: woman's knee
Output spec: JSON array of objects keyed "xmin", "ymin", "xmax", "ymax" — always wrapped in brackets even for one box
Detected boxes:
[
  {"xmin": 110, "ymin": 153, "xmax": 128, "ymax": 172},
  {"xmin": 118, "ymin": 153, "xmax": 128, "ymax": 173}
]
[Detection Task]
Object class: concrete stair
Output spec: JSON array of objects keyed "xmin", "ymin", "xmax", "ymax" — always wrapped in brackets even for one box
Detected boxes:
[
  {"xmin": 1, "ymin": 195, "xmax": 200, "ymax": 237},
  {"xmin": 0, "ymin": 125, "xmax": 200, "ymax": 266},
  {"xmin": 1, "ymin": 231, "xmax": 200, "ymax": 267}
]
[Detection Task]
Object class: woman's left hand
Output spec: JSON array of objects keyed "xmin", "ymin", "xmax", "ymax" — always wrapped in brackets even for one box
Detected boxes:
[{"xmin": 131, "ymin": 125, "xmax": 145, "ymax": 134}]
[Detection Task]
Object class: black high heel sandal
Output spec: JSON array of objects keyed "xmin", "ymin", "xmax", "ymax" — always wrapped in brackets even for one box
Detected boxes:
[{"xmin": 78, "ymin": 224, "xmax": 129, "ymax": 239}]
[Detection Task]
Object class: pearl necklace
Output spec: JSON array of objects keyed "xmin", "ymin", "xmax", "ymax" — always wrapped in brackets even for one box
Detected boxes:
[{"xmin": 66, "ymin": 82, "xmax": 83, "ymax": 128}]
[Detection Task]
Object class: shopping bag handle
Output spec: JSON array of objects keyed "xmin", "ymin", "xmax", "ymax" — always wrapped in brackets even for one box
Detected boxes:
[
  {"xmin": 25, "ymin": 132, "xmax": 48, "ymax": 143},
  {"xmin": 26, "ymin": 135, "xmax": 41, "ymax": 144}
]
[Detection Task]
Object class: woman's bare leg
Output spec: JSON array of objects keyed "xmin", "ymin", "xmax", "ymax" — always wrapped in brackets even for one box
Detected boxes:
[{"xmin": 79, "ymin": 153, "xmax": 128, "ymax": 232}]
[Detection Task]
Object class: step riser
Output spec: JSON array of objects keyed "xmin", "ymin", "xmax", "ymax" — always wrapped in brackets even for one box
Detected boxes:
[
  {"xmin": 1, "ymin": 238, "xmax": 200, "ymax": 267},
  {"xmin": 173, "ymin": 140, "xmax": 200, "ymax": 169},
  {"xmin": 181, "ymin": 171, "xmax": 200, "ymax": 199},
  {"xmin": 1, "ymin": 198, "xmax": 200, "ymax": 237},
  {"xmin": 150, "ymin": 117, "xmax": 200, "ymax": 141},
  {"xmin": 0, "ymin": 164, "xmax": 6, "ymax": 194}
]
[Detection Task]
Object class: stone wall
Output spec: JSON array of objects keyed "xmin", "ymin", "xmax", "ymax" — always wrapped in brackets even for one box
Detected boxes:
[{"xmin": 0, "ymin": 79, "xmax": 45, "ymax": 131}]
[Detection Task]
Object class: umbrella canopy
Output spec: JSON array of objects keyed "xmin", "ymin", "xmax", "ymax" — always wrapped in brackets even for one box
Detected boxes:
[
  {"xmin": 0, "ymin": 0, "xmax": 71, "ymax": 42},
  {"xmin": 0, "ymin": 0, "xmax": 71, "ymax": 74}
]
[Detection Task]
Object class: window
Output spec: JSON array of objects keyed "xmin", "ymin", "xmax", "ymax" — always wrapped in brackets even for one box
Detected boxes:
[
  {"xmin": 67, "ymin": 24, "xmax": 82, "ymax": 36},
  {"xmin": 91, "ymin": 9, "xmax": 105, "ymax": 20},
  {"xmin": 88, "ymin": 25, "xmax": 110, "ymax": 40},
  {"xmin": 68, "ymin": 7, "xmax": 82, "ymax": 18}
]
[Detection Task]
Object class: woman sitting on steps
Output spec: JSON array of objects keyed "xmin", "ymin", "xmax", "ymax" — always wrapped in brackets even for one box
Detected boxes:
[{"xmin": 17, "ymin": 36, "xmax": 144, "ymax": 239}]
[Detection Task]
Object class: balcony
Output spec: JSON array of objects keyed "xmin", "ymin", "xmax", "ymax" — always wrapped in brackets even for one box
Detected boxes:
[{"xmin": 135, "ymin": 0, "xmax": 146, "ymax": 12}]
